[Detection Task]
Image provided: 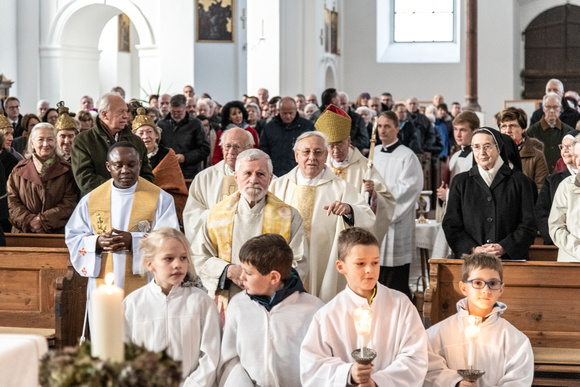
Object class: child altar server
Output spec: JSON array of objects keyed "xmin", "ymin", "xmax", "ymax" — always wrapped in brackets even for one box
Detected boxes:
[
  {"xmin": 424, "ymin": 253, "xmax": 534, "ymax": 386},
  {"xmin": 300, "ymin": 227, "xmax": 428, "ymax": 386},
  {"xmin": 123, "ymin": 227, "xmax": 221, "ymax": 387},
  {"xmin": 219, "ymin": 233, "xmax": 323, "ymax": 387}
]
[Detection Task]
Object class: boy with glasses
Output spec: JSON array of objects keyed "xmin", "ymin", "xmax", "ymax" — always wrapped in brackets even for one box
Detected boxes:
[{"xmin": 424, "ymin": 253, "xmax": 533, "ymax": 386}]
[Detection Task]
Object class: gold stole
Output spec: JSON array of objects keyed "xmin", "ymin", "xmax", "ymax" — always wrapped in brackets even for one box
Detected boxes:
[
  {"xmin": 88, "ymin": 178, "xmax": 160, "ymax": 296},
  {"xmin": 330, "ymin": 165, "xmax": 349, "ymax": 180},
  {"xmin": 291, "ymin": 185, "xmax": 317, "ymax": 244},
  {"xmin": 207, "ymin": 191, "xmax": 292, "ymax": 317},
  {"xmin": 221, "ymin": 175, "xmax": 237, "ymax": 200}
]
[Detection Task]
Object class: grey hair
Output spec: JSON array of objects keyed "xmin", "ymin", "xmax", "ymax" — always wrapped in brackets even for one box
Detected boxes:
[
  {"xmin": 356, "ymin": 106, "xmax": 371, "ymax": 115},
  {"xmin": 245, "ymin": 102, "xmax": 261, "ymax": 117},
  {"xmin": 219, "ymin": 127, "xmax": 254, "ymax": 148},
  {"xmin": 36, "ymin": 100, "xmax": 49, "ymax": 109},
  {"xmin": 235, "ymin": 148, "xmax": 273, "ymax": 173},
  {"xmin": 338, "ymin": 91, "xmax": 349, "ymax": 102},
  {"xmin": 293, "ymin": 131, "xmax": 328, "ymax": 151},
  {"xmin": 25, "ymin": 123, "xmax": 64, "ymax": 159},
  {"xmin": 547, "ymin": 78, "xmax": 564, "ymax": 94},
  {"xmin": 97, "ymin": 92, "xmax": 123, "ymax": 118},
  {"xmin": 543, "ymin": 92, "xmax": 562, "ymax": 107}
]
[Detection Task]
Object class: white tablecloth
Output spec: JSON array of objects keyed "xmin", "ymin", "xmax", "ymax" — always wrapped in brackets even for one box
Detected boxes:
[
  {"xmin": 415, "ymin": 219, "xmax": 440, "ymax": 250},
  {"xmin": 0, "ymin": 334, "xmax": 48, "ymax": 387}
]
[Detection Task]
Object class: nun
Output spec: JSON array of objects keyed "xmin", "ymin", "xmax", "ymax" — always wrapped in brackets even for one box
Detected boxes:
[{"xmin": 443, "ymin": 128, "xmax": 536, "ymax": 260}]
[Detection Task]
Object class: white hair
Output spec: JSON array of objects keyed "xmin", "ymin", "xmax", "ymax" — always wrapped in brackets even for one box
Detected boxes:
[
  {"xmin": 245, "ymin": 102, "xmax": 261, "ymax": 117},
  {"xmin": 293, "ymin": 131, "xmax": 328, "ymax": 151},
  {"xmin": 356, "ymin": 106, "xmax": 371, "ymax": 115},
  {"xmin": 547, "ymin": 78, "xmax": 564, "ymax": 94},
  {"xmin": 219, "ymin": 127, "xmax": 254, "ymax": 148},
  {"xmin": 235, "ymin": 148, "xmax": 273, "ymax": 173},
  {"xmin": 338, "ymin": 91, "xmax": 349, "ymax": 102},
  {"xmin": 36, "ymin": 100, "xmax": 49, "ymax": 109},
  {"xmin": 97, "ymin": 92, "xmax": 123, "ymax": 118},
  {"xmin": 543, "ymin": 92, "xmax": 562, "ymax": 107},
  {"xmin": 25, "ymin": 123, "xmax": 64, "ymax": 159}
]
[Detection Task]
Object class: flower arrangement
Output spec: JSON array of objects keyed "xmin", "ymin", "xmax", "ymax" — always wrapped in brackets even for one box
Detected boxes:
[{"xmin": 39, "ymin": 341, "xmax": 182, "ymax": 387}]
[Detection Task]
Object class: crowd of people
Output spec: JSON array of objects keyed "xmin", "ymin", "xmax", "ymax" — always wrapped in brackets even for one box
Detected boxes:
[{"xmin": 1, "ymin": 77, "xmax": 579, "ymax": 385}]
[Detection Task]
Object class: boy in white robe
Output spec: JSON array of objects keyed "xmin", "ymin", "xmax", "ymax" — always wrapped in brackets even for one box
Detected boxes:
[
  {"xmin": 300, "ymin": 227, "xmax": 428, "ymax": 387},
  {"xmin": 219, "ymin": 233, "xmax": 323, "ymax": 387},
  {"xmin": 424, "ymin": 253, "xmax": 534, "ymax": 386}
]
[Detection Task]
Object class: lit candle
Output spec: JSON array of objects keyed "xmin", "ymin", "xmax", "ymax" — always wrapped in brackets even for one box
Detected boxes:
[
  {"xmin": 465, "ymin": 315, "xmax": 481, "ymax": 368},
  {"xmin": 353, "ymin": 306, "xmax": 373, "ymax": 351},
  {"xmin": 91, "ymin": 273, "xmax": 124, "ymax": 362}
]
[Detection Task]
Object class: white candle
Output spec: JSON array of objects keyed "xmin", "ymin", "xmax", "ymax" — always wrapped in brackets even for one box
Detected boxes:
[
  {"xmin": 353, "ymin": 306, "xmax": 373, "ymax": 349},
  {"xmin": 465, "ymin": 315, "xmax": 481, "ymax": 368},
  {"xmin": 91, "ymin": 273, "xmax": 124, "ymax": 362}
]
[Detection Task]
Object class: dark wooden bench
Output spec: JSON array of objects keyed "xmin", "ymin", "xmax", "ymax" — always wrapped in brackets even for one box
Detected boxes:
[{"xmin": 424, "ymin": 259, "xmax": 580, "ymax": 386}]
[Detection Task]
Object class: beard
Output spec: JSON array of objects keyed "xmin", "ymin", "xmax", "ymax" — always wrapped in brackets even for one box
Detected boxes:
[{"xmin": 240, "ymin": 183, "xmax": 267, "ymax": 204}]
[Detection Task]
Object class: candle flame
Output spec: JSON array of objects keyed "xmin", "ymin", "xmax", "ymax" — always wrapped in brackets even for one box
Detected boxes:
[
  {"xmin": 105, "ymin": 273, "xmax": 115, "ymax": 286},
  {"xmin": 353, "ymin": 306, "xmax": 373, "ymax": 336},
  {"xmin": 468, "ymin": 315, "xmax": 476, "ymax": 325}
]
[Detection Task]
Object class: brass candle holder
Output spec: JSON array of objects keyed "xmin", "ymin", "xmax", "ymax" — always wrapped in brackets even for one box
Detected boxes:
[
  {"xmin": 457, "ymin": 368, "xmax": 485, "ymax": 382},
  {"xmin": 352, "ymin": 347, "xmax": 377, "ymax": 365}
]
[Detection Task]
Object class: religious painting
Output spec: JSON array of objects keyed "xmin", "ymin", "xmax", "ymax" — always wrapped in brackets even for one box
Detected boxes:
[
  {"xmin": 197, "ymin": 0, "xmax": 234, "ymax": 42},
  {"xmin": 324, "ymin": 8, "xmax": 339, "ymax": 55},
  {"xmin": 118, "ymin": 13, "xmax": 131, "ymax": 53}
]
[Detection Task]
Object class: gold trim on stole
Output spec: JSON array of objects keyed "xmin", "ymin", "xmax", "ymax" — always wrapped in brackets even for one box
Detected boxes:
[
  {"xmin": 330, "ymin": 165, "xmax": 349, "ymax": 180},
  {"xmin": 221, "ymin": 175, "xmax": 237, "ymax": 200},
  {"xmin": 88, "ymin": 178, "xmax": 160, "ymax": 296}
]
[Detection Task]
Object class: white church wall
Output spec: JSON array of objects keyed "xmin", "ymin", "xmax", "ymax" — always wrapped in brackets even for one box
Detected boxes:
[{"xmin": 0, "ymin": 0, "xmax": 20, "ymax": 104}]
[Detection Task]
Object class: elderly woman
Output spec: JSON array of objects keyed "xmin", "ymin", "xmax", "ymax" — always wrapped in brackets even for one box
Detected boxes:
[
  {"xmin": 8, "ymin": 123, "xmax": 78, "ymax": 233},
  {"xmin": 212, "ymin": 100, "xmax": 259, "ymax": 165},
  {"xmin": 443, "ymin": 128, "xmax": 536, "ymax": 260},
  {"xmin": 132, "ymin": 108, "xmax": 188, "ymax": 224},
  {"xmin": 13, "ymin": 114, "xmax": 40, "ymax": 154},
  {"xmin": 498, "ymin": 107, "xmax": 548, "ymax": 192},
  {"xmin": 549, "ymin": 136, "xmax": 580, "ymax": 261}
]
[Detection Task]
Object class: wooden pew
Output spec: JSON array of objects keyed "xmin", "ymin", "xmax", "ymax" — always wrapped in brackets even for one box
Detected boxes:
[
  {"xmin": 0, "ymin": 234, "xmax": 85, "ymax": 348},
  {"xmin": 424, "ymin": 259, "xmax": 580, "ymax": 385}
]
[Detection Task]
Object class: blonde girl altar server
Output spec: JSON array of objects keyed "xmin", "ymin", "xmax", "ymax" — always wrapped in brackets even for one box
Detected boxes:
[{"xmin": 123, "ymin": 227, "xmax": 221, "ymax": 387}]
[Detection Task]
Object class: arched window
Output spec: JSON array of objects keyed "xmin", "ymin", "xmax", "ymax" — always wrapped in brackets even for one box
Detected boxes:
[{"xmin": 377, "ymin": 0, "xmax": 460, "ymax": 63}]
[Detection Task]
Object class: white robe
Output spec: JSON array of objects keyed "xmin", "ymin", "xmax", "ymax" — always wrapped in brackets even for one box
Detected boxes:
[
  {"xmin": 192, "ymin": 195, "xmax": 308, "ymax": 297},
  {"xmin": 123, "ymin": 281, "xmax": 222, "ymax": 387},
  {"xmin": 65, "ymin": 181, "xmax": 179, "ymax": 307},
  {"xmin": 549, "ymin": 174, "xmax": 580, "ymax": 261},
  {"xmin": 300, "ymin": 283, "xmax": 428, "ymax": 386},
  {"xmin": 269, "ymin": 167, "xmax": 376, "ymax": 302},
  {"xmin": 183, "ymin": 160, "xmax": 232, "ymax": 244},
  {"xmin": 327, "ymin": 146, "xmax": 396, "ymax": 242},
  {"xmin": 373, "ymin": 144, "xmax": 423, "ymax": 266},
  {"xmin": 425, "ymin": 298, "xmax": 534, "ymax": 387},
  {"xmin": 219, "ymin": 291, "xmax": 324, "ymax": 387}
]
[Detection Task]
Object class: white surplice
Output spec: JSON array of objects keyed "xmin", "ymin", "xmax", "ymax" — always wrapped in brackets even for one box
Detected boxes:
[
  {"xmin": 269, "ymin": 167, "xmax": 376, "ymax": 302},
  {"xmin": 300, "ymin": 283, "xmax": 428, "ymax": 386},
  {"xmin": 123, "ymin": 281, "xmax": 222, "ymax": 387},
  {"xmin": 192, "ymin": 195, "xmax": 308, "ymax": 298},
  {"xmin": 183, "ymin": 160, "xmax": 233, "ymax": 243},
  {"xmin": 327, "ymin": 146, "xmax": 396, "ymax": 242},
  {"xmin": 65, "ymin": 180, "xmax": 179, "ymax": 301},
  {"xmin": 219, "ymin": 291, "xmax": 324, "ymax": 387},
  {"xmin": 373, "ymin": 144, "xmax": 423, "ymax": 266},
  {"xmin": 425, "ymin": 298, "xmax": 534, "ymax": 386}
]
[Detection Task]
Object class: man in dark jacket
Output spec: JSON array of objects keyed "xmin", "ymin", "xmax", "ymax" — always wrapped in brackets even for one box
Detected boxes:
[
  {"xmin": 72, "ymin": 92, "xmax": 154, "ymax": 196},
  {"xmin": 337, "ymin": 91, "xmax": 369, "ymax": 152},
  {"xmin": 405, "ymin": 97, "xmax": 442, "ymax": 155},
  {"xmin": 260, "ymin": 97, "xmax": 315, "ymax": 176},
  {"xmin": 158, "ymin": 94, "xmax": 209, "ymax": 179},
  {"xmin": 530, "ymin": 78, "xmax": 580, "ymax": 128}
]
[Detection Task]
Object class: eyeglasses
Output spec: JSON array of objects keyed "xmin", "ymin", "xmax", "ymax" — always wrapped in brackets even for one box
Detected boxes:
[
  {"xmin": 298, "ymin": 149, "xmax": 325, "ymax": 157},
  {"xmin": 558, "ymin": 144, "xmax": 574, "ymax": 150},
  {"xmin": 465, "ymin": 279, "xmax": 503, "ymax": 290},
  {"xmin": 472, "ymin": 144, "xmax": 497, "ymax": 153}
]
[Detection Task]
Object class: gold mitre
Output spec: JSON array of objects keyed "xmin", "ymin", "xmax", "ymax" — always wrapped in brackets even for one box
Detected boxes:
[
  {"xmin": 55, "ymin": 101, "xmax": 77, "ymax": 132},
  {"xmin": 132, "ymin": 107, "xmax": 156, "ymax": 132},
  {"xmin": 0, "ymin": 113, "xmax": 11, "ymax": 131},
  {"xmin": 314, "ymin": 104, "xmax": 351, "ymax": 143}
]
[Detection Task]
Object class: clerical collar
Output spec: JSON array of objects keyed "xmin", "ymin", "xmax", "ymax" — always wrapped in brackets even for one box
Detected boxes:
[
  {"xmin": 331, "ymin": 157, "xmax": 349, "ymax": 168},
  {"xmin": 225, "ymin": 164, "xmax": 235, "ymax": 176},
  {"xmin": 111, "ymin": 180, "xmax": 138, "ymax": 195},
  {"xmin": 381, "ymin": 140, "xmax": 400, "ymax": 153},
  {"xmin": 459, "ymin": 145, "xmax": 472, "ymax": 158},
  {"xmin": 297, "ymin": 167, "xmax": 325, "ymax": 186}
]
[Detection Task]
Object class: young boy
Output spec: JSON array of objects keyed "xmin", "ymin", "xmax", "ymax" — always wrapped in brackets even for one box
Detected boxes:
[
  {"xmin": 218, "ymin": 233, "xmax": 323, "ymax": 387},
  {"xmin": 424, "ymin": 253, "xmax": 534, "ymax": 386},
  {"xmin": 300, "ymin": 227, "xmax": 428, "ymax": 386}
]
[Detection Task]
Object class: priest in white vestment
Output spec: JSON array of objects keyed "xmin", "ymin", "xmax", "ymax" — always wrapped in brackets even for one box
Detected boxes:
[
  {"xmin": 183, "ymin": 128, "xmax": 254, "ymax": 243},
  {"xmin": 65, "ymin": 142, "xmax": 179, "ymax": 327},
  {"xmin": 269, "ymin": 131, "xmax": 375, "ymax": 302},
  {"xmin": 373, "ymin": 111, "xmax": 423, "ymax": 298},
  {"xmin": 316, "ymin": 104, "xmax": 395, "ymax": 242},
  {"xmin": 192, "ymin": 149, "xmax": 308, "ymax": 308}
]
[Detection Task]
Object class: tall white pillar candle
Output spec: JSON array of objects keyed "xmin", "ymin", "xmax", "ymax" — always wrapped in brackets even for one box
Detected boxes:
[{"xmin": 91, "ymin": 273, "xmax": 124, "ymax": 362}]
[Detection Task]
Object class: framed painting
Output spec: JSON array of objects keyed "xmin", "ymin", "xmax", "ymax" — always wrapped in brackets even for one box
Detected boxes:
[
  {"xmin": 118, "ymin": 13, "xmax": 131, "ymax": 53},
  {"xmin": 197, "ymin": 0, "xmax": 234, "ymax": 42}
]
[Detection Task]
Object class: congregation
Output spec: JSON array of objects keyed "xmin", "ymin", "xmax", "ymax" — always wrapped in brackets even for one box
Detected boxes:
[{"xmin": 2, "ymin": 76, "xmax": 580, "ymax": 385}]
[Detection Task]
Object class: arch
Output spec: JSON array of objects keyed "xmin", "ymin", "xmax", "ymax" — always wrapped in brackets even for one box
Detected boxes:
[
  {"xmin": 45, "ymin": 0, "xmax": 155, "ymax": 48},
  {"xmin": 324, "ymin": 63, "xmax": 337, "ymax": 90}
]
